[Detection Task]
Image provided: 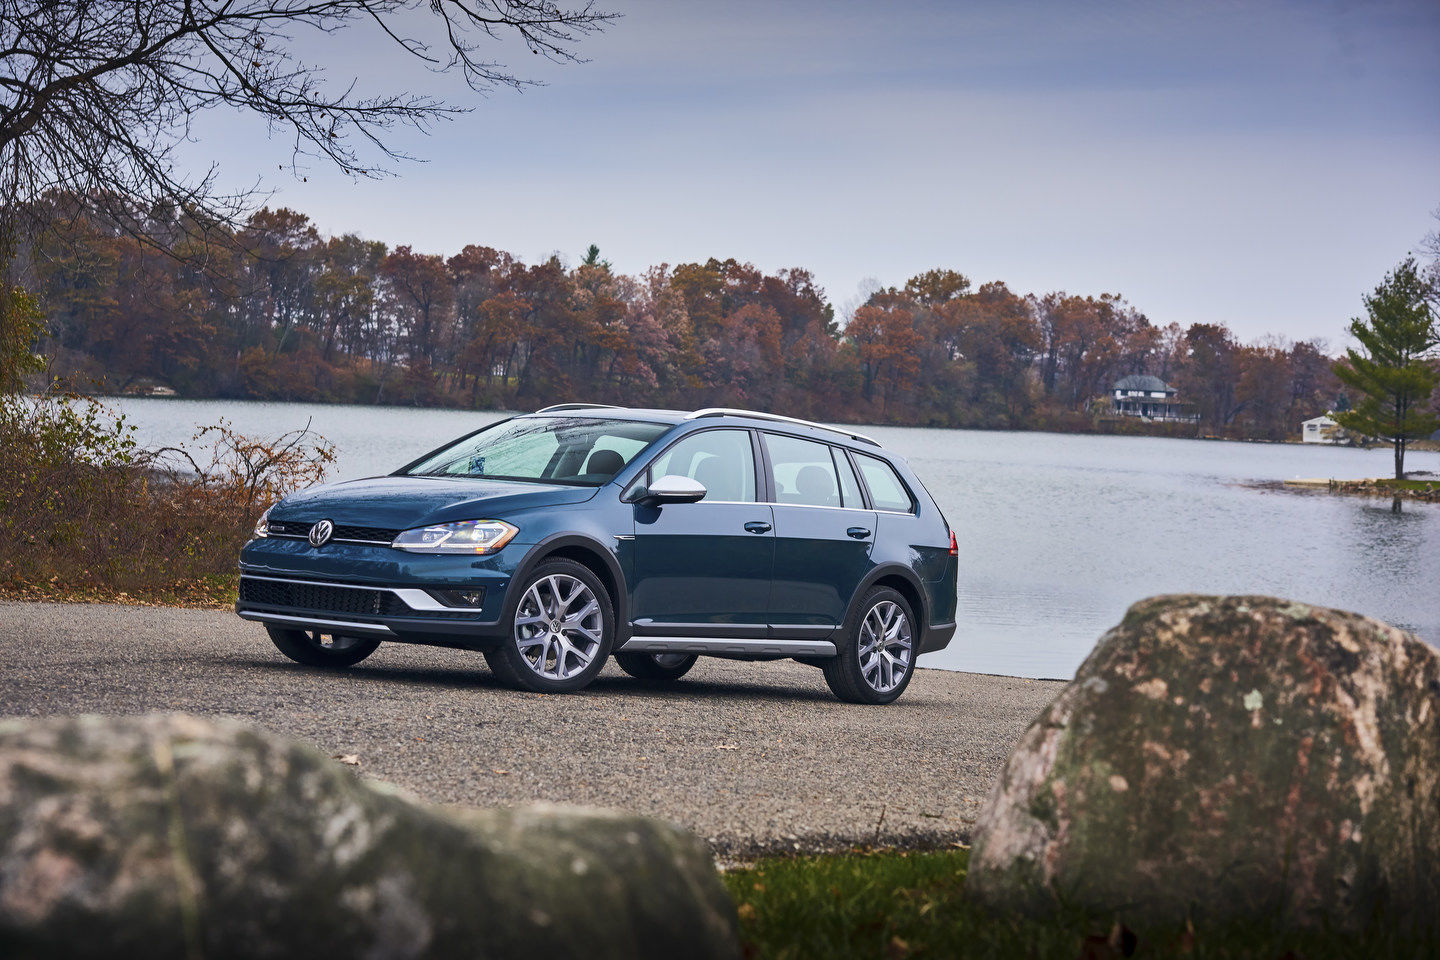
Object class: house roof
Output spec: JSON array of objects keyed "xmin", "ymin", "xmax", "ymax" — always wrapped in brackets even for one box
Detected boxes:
[{"xmin": 1114, "ymin": 374, "xmax": 1172, "ymax": 393}]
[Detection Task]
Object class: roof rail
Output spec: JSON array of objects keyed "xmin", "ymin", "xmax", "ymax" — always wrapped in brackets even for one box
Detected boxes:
[
  {"xmin": 685, "ymin": 408, "xmax": 880, "ymax": 447},
  {"xmin": 535, "ymin": 403, "xmax": 618, "ymax": 413}
]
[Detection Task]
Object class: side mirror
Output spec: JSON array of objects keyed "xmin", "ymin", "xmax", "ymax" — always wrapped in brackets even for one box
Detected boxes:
[{"xmin": 640, "ymin": 474, "xmax": 707, "ymax": 505}]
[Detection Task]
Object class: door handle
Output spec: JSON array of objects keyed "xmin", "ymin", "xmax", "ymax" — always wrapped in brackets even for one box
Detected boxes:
[
  {"xmin": 847, "ymin": 527, "xmax": 872, "ymax": 539},
  {"xmin": 744, "ymin": 520, "xmax": 772, "ymax": 534}
]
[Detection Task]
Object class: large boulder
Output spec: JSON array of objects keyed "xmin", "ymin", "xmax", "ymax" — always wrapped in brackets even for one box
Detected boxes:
[
  {"xmin": 0, "ymin": 713, "xmax": 738, "ymax": 959},
  {"xmin": 966, "ymin": 595, "xmax": 1440, "ymax": 928}
]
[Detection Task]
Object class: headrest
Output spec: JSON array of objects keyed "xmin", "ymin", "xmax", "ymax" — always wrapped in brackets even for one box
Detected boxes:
[{"xmin": 586, "ymin": 448, "xmax": 625, "ymax": 477}]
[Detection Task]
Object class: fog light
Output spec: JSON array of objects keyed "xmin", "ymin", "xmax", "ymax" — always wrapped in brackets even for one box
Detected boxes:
[{"xmin": 428, "ymin": 588, "xmax": 487, "ymax": 608}]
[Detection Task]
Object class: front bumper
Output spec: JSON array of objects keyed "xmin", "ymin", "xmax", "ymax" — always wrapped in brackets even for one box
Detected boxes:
[{"xmin": 237, "ymin": 536, "xmax": 525, "ymax": 648}]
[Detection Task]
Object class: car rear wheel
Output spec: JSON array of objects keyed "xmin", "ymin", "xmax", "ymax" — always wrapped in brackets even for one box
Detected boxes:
[
  {"xmin": 265, "ymin": 625, "xmax": 380, "ymax": 668},
  {"xmin": 823, "ymin": 587, "xmax": 916, "ymax": 704},
  {"xmin": 485, "ymin": 559, "xmax": 614, "ymax": 693},
  {"xmin": 615, "ymin": 651, "xmax": 698, "ymax": 682}
]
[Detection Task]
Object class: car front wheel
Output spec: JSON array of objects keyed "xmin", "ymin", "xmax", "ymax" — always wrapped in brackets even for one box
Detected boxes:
[
  {"xmin": 823, "ymin": 587, "xmax": 917, "ymax": 704},
  {"xmin": 485, "ymin": 559, "xmax": 614, "ymax": 693},
  {"xmin": 265, "ymin": 625, "xmax": 380, "ymax": 668}
]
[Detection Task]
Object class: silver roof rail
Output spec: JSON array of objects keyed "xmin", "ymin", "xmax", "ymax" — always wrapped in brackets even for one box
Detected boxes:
[
  {"xmin": 535, "ymin": 403, "xmax": 618, "ymax": 413},
  {"xmin": 685, "ymin": 408, "xmax": 881, "ymax": 447}
]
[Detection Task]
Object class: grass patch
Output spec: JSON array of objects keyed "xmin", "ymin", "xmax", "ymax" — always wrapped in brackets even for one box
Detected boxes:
[
  {"xmin": 723, "ymin": 848, "xmax": 1438, "ymax": 959},
  {"xmin": 1373, "ymin": 478, "xmax": 1440, "ymax": 493}
]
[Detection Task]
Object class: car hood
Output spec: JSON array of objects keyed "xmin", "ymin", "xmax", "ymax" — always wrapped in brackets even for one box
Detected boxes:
[{"xmin": 272, "ymin": 475, "xmax": 598, "ymax": 531}]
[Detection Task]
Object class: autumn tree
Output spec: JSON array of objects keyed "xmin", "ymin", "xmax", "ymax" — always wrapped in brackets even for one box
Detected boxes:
[
  {"xmin": 1175, "ymin": 323, "xmax": 1241, "ymax": 427},
  {"xmin": 1333, "ymin": 257, "xmax": 1439, "ymax": 480},
  {"xmin": 848, "ymin": 294, "xmax": 921, "ymax": 414},
  {"xmin": 0, "ymin": 0, "xmax": 614, "ymax": 392}
]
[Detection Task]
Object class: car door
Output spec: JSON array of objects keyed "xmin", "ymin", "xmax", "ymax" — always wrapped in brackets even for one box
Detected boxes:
[
  {"xmin": 627, "ymin": 428, "xmax": 774, "ymax": 637},
  {"xmin": 760, "ymin": 432, "xmax": 877, "ymax": 639}
]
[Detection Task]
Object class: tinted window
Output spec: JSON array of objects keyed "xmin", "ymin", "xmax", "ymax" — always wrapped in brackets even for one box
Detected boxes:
[
  {"xmin": 765, "ymin": 433, "xmax": 841, "ymax": 508},
  {"xmin": 856, "ymin": 454, "xmax": 914, "ymax": 512},
  {"xmin": 833, "ymin": 448, "xmax": 864, "ymax": 508},
  {"xmin": 648, "ymin": 429, "xmax": 756, "ymax": 502},
  {"xmin": 405, "ymin": 416, "xmax": 668, "ymax": 485}
]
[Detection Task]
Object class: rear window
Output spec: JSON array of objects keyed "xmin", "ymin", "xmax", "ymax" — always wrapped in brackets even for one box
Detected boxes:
[{"xmin": 855, "ymin": 454, "xmax": 915, "ymax": 513}]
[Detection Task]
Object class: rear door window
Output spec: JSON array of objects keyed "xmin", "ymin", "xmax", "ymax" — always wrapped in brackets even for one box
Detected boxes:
[
  {"xmin": 855, "ymin": 454, "xmax": 915, "ymax": 513},
  {"xmin": 763, "ymin": 433, "xmax": 842, "ymax": 508}
]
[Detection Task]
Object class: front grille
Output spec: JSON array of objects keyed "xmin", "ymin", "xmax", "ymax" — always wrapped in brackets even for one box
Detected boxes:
[
  {"xmin": 238, "ymin": 577, "xmax": 484, "ymax": 620},
  {"xmin": 267, "ymin": 520, "xmax": 401, "ymax": 543},
  {"xmin": 334, "ymin": 524, "xmax": 400, "ymax": 543},
  {"xmin": 240, "ymin": 577, "xmax": 399, "ymax": 616},
  {"xmin": 265, "ymin": 519, "xmax": 310, "ymax": 538}
]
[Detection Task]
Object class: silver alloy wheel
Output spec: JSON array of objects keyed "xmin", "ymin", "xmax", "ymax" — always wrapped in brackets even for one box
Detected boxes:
[
  {"xmin": 513, "ymin": 574, "xmax": 604, "ymax": 680},
  {"xmin": 858, "ymin": 600, "xmax": 913, "ymax": 693}
]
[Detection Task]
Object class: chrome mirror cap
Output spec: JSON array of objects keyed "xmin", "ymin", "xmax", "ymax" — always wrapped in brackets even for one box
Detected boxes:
[{"xmin": 642, "ymin": 474, "xmax": 707, "ymax": 504}]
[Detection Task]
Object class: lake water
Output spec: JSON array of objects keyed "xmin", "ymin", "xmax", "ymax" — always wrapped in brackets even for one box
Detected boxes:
[{"xmin": 103, "ymin": 397, "xmax": 1440, "ymax": 680}]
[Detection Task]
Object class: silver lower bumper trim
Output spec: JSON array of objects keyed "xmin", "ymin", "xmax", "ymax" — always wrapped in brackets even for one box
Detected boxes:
[
  {"xmin": 237, "ymin": 610, "xmax": 396, "ymax": 636},
  {"xmin": 617, "ymin": 636, "xmax": 836, "ymax": 657},
  {"xmin": 238, "ymin": 573, "xmax": 452, "ymax": 612}
]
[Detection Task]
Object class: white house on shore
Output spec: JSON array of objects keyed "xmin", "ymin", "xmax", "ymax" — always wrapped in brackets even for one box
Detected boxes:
[
  {"xmin": 1111, "ymin": 375, "xmax": 1200, "ymax": 423},
  {"xmin": 1301, "ymin": 414, "xmax": 1342, "ymax": 444}
]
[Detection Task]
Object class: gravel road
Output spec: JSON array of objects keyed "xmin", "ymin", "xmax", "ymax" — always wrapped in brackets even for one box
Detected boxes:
[{"xmin": 0, "ymin": 601, "xmax": 1063, "ymax": 857}]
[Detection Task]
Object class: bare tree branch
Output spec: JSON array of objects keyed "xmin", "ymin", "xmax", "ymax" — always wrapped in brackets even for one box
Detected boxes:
[{"xmin": 0, "ymin": 0, "xmax": 616, "ymax": 248}]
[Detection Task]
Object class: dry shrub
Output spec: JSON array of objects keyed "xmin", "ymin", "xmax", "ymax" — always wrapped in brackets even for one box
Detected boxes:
[{"xmin": 0, "ymin": 395, "xmax": 333, "ymax": 602}]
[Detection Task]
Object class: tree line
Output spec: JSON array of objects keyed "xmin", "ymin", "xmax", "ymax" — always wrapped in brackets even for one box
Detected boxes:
[{"xmin": 24, "ymin": 194, "xmax": 1348, "ymax": 439}]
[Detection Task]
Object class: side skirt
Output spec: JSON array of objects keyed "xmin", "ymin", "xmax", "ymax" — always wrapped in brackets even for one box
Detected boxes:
[{"xmin": 616, "ymin": 636, "xmax": 837, "ymax": 658}]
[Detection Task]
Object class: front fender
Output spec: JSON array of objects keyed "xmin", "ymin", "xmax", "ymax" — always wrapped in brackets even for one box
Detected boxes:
[{"xmin": 503, "ymin": 533, "xmax": 631, "ymax": 641}]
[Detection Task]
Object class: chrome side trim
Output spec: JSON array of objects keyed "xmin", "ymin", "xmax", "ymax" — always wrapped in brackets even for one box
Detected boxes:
[
  {"xmin": 685, "ymin": 408, "xmax": 880, "ymax": 447},
  {"xmin": 239, "ymin": 574, "xmax": 451, "ymax": 612},
  {"xmin": 617, "ymin": 636, "xmax": 837, "ymax": 657},
  {"xmin": 237, "ymin": 611, "xmax": 395, "ymax": 636}
]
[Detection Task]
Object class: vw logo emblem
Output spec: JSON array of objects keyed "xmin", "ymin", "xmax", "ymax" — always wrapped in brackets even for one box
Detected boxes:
[{"xmin": 308, "ymin": 519, "xmax": 334, "ymax": 547}]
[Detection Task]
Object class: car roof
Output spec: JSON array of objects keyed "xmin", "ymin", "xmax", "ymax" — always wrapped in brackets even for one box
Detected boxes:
[{"xmin": 520, "ymin": 405, "xmax": 884, "ymax": 451}]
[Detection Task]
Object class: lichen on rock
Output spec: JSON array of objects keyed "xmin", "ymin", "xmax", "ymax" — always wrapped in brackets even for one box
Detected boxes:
[
  {"xmin": 0, "ymin": 713, "xmax": 739, "ymax": 959},
  {"xmin": 965, "ymin": 594, "xmax": 1440, "ymax": 929}
]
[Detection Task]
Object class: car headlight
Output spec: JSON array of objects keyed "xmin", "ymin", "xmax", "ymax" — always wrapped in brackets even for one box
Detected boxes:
[
  {"xmin": 253, "ymin": 506, "xmax": 272, "ymax": 539},
  {"xmin": 391, "ymin": 519, "xmax": 518, "ymax": 554}
]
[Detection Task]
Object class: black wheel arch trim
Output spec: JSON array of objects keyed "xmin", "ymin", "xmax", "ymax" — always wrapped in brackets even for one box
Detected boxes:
[
  {"xmin": 844, "ymin": 563, "xmax": 929, "ymax": 633},
  {"xmin": 507, "ymin": 533, "xmax": 630, "ymax": 638}
]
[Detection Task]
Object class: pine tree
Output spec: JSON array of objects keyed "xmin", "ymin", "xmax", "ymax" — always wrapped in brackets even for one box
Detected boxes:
[{"xmin": 1333, "ymin": 257, "xmax": 1439, "ymax": 480}]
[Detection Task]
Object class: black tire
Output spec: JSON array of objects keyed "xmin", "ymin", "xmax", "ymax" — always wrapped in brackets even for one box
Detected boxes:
[
  {"xmin": 484, "ymin": 558, "xmax": 615, "ymax": 693},
  {"xmin": 615, "ymin": 651, "xmax": 698, "ymax": 682},
  {"xmin": 823, "ymin": 586, "xmax": 918, "ymax": 704},
  {"xmin": 265, "ymin": 625, "xmax": 380, "ymax": 668}
]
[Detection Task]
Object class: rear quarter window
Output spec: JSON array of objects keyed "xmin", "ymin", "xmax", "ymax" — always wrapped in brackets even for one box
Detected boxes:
[{"xmin": 855, "ymin": 454, "xmax": 915, "ymax": 513}]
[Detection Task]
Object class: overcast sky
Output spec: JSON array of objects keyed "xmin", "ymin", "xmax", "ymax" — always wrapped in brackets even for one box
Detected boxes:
[{"xmin": 188, "ymin": 0, "xmax": 1439, "ymax": 344}]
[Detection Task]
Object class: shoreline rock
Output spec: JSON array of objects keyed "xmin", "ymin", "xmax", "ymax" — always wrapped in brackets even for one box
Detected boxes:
[
  {"xmin": 0, "ymin": 713, "xmax": 739, "ymax": 959},
  {"xmin": 965, "ymin": 595, "xmax": 1440, "ymax": 929}
]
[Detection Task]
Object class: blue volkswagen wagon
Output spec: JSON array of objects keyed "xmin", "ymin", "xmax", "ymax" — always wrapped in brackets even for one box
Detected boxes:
[{"xmin": 237, "ymin": 405, "xmax": 958, "ymax": 703}]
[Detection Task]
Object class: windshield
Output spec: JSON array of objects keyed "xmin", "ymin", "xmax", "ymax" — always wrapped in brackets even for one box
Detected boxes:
[{"xmin": 403, "ymin": 416, "xmax": 671, "ymax": 485}]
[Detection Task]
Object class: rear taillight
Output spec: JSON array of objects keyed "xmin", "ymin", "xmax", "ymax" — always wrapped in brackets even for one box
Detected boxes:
[{"xmin": 948, "ymin": 529, "xmax": 958, "ymax": 556}]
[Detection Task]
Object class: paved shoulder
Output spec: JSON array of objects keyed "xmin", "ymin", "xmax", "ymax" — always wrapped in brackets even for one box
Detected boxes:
[{"xmin": 0, "ymin": 601, "xmax": 1062, "ymax": 857}]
